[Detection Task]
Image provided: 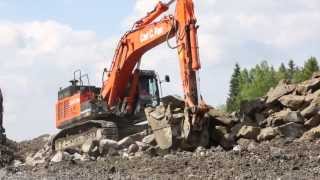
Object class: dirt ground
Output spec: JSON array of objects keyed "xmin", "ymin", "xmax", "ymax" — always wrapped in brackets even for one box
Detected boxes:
[{"xmin": 1, "ymin": 138, "xmax": 320, "ymax": 180}]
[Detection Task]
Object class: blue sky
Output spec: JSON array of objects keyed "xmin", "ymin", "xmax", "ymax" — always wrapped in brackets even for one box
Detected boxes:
[{"xmin": 0, "ymin": 0, "xmax": 319, "ymax": 140}]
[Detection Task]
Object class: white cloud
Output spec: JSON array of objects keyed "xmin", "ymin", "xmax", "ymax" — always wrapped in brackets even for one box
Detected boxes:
[{"xmin": 0, "ymin": 20, "xmax": 116, "ymax": 140}]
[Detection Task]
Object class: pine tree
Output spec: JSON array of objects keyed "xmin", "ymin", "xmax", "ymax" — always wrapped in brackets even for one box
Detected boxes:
[
  {"xmin": 288, "ymin": 60, "xmax": 296, "ymax": 81},
  {"xmin": 277, "ymin": 63, "xmax": 288, "ymax": 80},
  {"xmin": 302, "ymin": 57, "xmax": 319, "ymax": 80},
  {"xmin": 226, "ymin": 63, "xmax": 241, "ymax": 112}
]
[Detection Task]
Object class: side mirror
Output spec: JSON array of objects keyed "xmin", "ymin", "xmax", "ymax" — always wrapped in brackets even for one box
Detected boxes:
[{"xmin": 164, "ymin": 75, "xmax": 170, "ymax": 83}]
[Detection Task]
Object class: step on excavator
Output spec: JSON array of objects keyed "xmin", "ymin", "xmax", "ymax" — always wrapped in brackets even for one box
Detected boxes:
[{"xmin": 53, "ymin": 0, "xmax": 211, "ymax": 151}]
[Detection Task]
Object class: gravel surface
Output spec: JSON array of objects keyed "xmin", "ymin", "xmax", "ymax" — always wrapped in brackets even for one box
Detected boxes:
[{"xmin": 1, "ymin": 138, "xmax": 320, "ymax": 180}]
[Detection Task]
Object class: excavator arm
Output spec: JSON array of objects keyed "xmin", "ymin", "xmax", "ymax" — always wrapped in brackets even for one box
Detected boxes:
[{"xmin": 101, "ymin": 0, "xmax": 202, "ymax": 111}]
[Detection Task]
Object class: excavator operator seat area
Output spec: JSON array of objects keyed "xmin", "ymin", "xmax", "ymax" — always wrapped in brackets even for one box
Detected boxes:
[{"xmin": 138, "ymin": 70, "xmax": 160, "ymax": 108}]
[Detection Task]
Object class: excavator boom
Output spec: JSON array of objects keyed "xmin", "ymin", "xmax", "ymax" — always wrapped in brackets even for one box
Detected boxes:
[{"xmin": 102, "ymin": 0, "xmax": 202, "ymax": 110}]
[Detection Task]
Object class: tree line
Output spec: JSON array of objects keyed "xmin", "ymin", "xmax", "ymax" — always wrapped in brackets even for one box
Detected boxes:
[{"xmin": 226, "ymin": 57, "xmax": 319, "ymax": 112}]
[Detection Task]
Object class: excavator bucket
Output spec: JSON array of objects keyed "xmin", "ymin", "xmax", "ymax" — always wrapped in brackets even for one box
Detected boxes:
[
  {"xmin": 145, "ymin": 105, "xmax": 173, "ymax": 149},
  {"xmin": 145, "ymin": 95, "xmax": 210, "ymax": 150}
]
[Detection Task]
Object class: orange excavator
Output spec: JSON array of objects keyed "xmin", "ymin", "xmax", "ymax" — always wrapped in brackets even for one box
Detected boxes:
[{"xmin": 53, "ymin": 0, "xmax": 209, "ymax": 151}]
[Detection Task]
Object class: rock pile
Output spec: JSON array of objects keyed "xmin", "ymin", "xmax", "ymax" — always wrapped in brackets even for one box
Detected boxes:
[
  {"xmin": 22, "ymin": 131, "xmax": 158, "ymax": 166},
  {"xmin": 213, "ymin": 72, "xmax": 320, "ymax": 148}
]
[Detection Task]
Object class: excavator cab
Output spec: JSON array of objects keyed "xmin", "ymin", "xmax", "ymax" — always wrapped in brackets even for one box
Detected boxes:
[{"xmin": 137, "ymin": 70, "xmax": 161, "ymax": 109}]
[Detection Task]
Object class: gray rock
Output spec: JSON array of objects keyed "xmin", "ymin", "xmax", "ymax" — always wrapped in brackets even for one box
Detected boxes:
[
  {"xmin": 50, "ymin": 151, "xmax": 64, "ymax": 163},
  {"xmin": 13, "ymin": 160, "xmax": 23, "ymax": 167},
  {"xmin": 99, "ymin": 139, "xmax": 119, "ymax": 154},
  {"xmin": 211, "ymin": 126, "xmax": 235, "ymax": 150},
  {"xmin": 285, "ymin": 111, "xmax": 304, "ymax": 123},
  {"xmin": 207, "ymin": 108, "xmax": 234, "ymax": 126},
  {"xmin": 266, "ymin": 80, "xmax": 296, "ymax": 105},
  {"xmin": 254, "ymin": 113, "xmax": 265, "ymax": 124},
  {"xmin": 81, "ymin": 139, "xmax": 98, "ymax": 154},
  {"xmin": 72, "ymin": 153, "xmax": 82, "ymax": 160},
  {"xmin": 270, "ymin": 147, "xmax": 285, "ymax": 159},
  {"xmin": 276, "ymin": 122, "xmax": 305, "ymax": 138},
  {"xmin": 279, "ymin": 95, "xmax": 305, "ymax": 110},
  {"xmin": 267, "ymin": 110, "xmax": 304, "ymax": 127},
  {"xmin": 257, "ymin": 127, "xmax": 278, "ymax": 141},
  {"xmin": 240, "ymin": 99, "xmax": 265, "ymax": 115},
  {"xmin": 135, "ymin": 141, "xmax": 149, "ymax": 151},
  {"xmin": 236, "ymin": 126, "xmax": 261, "ymax": 140},
  {"xmin": 108, "ymin": 147, "xmax": 120, "ymax": 156},
  {"xmin": 128, "ymin": 144, "xmax": 139, "ymax": 154},
  {"xmin": 142, "ymin": 134, "xmax": 156, "ymax": 145},
  {"xmin": 117, "ymin": 136, "xmax": 135, "ymax": 148},
  {"xmin": 301, "ymin": 97, "xmax": 320, "ymax": 118}
]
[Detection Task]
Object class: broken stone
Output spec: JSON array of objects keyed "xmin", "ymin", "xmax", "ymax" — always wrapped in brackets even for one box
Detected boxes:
[
  {"xmin": 279, "ymin": 95, "xmax": 305, "ymax": 110},
  {"xmin": 237, "ymin": 138, "xmax": 251, "ymax": 147},
  {"xmin": 267, "ymin": 110, "xmax": 304, "ymax": 127},
  {"xmin": 266, "ymin": 80, "xmax": 296, "ymax": 105},
  {"xmin": 142, "ymin": 134, "xmax": 156, "ymax": 145},
  {"xmin": 128, "ymin": 144, "xmax": 139, "ymax": 154},
  {"xmin": 12, "ymin": 160, "xmax": 23, "ymax": 167},
  {"xmin": 117, "ymin": 137, "xmax": 134, "ymax": 148},
  {"xmin": 232, "ymin": 145, "xmax": 241, "ymax": 153},
  {"xmin": 51, "ymin": 151, "xmax": 64, "ymax": 163},
  {"xmin": 81, "ymin": 140, "xmax": 99, "ymax": 154},
  {"xmin": 276, "ymin": 122, "xmax": 305, "ymax": 138},
  {"xmin": 254, "ymin": 113, "xmax": 265, "ymax": 124},
  {"xmin": 299, "ymin": 125, "xmax": 320, "ymax": 141},
  {"xmin": 236, "ymin": 126, "xmax": 261, "ymax": 140},
  {"xmin": 135, "ymin": 141, "xmax": 149, "ymax": 151},
  {"xmin": 270, "ymin": 147, "xmax": 285, "ymax": 159},
  {"xmin": 257, "ymin": 127, "xmax": 278, "ymax": 141},
  {"xmin": 99, "ymin": 139, "xmax": 119, "ymax": 154},
  {"xmin": 304, "ymin": 115, "xmax": 320, "ymax": 128},
  {"xmin": 304, "ymin": 77, "xmax": 320, "ymax": 92},
  {"xmin": 240, "ymin": 98, "xmax": 265, "ymax": 115},
  {"xmin": 207, "ymin": 108, "xmax": 234, "ymax": 127},
  {"xmin": 72, "ymin": 153, "xmax": 82, "ymax": 161},
  {"xmin": 108, "ymin": 147, "xmax": 119, "ymax": 156},
  {"xmin": 301, "ymin": 97, "xmax": 320, "ymax": 118}
]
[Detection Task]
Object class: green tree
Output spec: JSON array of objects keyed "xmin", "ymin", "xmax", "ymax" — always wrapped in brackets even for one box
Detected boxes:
[
  {"xmin": 226, "ymin": 63, "xmax": 241, "ymax": 112},
  {"xmin": 277, "ymin": 63, "xmax": 288, "ymax": 81},
  {"xmin": 302, "ymin": 57, "xmax": 319, "ymax": 80},
  {"xmin": 288, "ymin": 60, "xmax": 296, "ymax": 81}
]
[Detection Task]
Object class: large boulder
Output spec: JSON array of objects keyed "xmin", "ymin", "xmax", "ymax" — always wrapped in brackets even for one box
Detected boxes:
[
  {"xmin": 81, "ymin": 139, "xmax": 99, "ymax": 154},
  {"xmin": 207, "ymin": 108, "xmax": 234, "ymax": 127},
  {"xmin": 240, "ymin": 98, "xmax": 265, "ymax": 115},
  {"xmin": 211, "ymin": 126, "xmax": 235, "ymax": 150},
  {"xmin": 236, "ymin": 126, "xmax": 261, "ymax": 140},
  {"xmin": 117, "ymin": 136, "xmax": 135, "ymax": 148},
  {"xmin": 301, "ymin": 97, "xmax": 320, "ymax": 118},
  {"xmin": 266, "ymin": 80, "xmax": 296, "ymax": 105},
  {"xmin": 267, "ymin": 109, "xmax": 304, "ymax": 127},
  {"xmin": 257, "ymin": 127, "xmax": 278, "ymax": 141},
  {"xmin": 99, "ymin": 139, "xmax": 119, "ymax": 154},
  {"xmin": 128, "ymin": 144, "xmax": 139, "ymax": 154},
  {"xmin": 276, "ymin": 122, "xmax": 305, "ymax": 138},
  {"xmin": 279, "ymin": 95, "xmax": 305, "ymax": 110}
]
